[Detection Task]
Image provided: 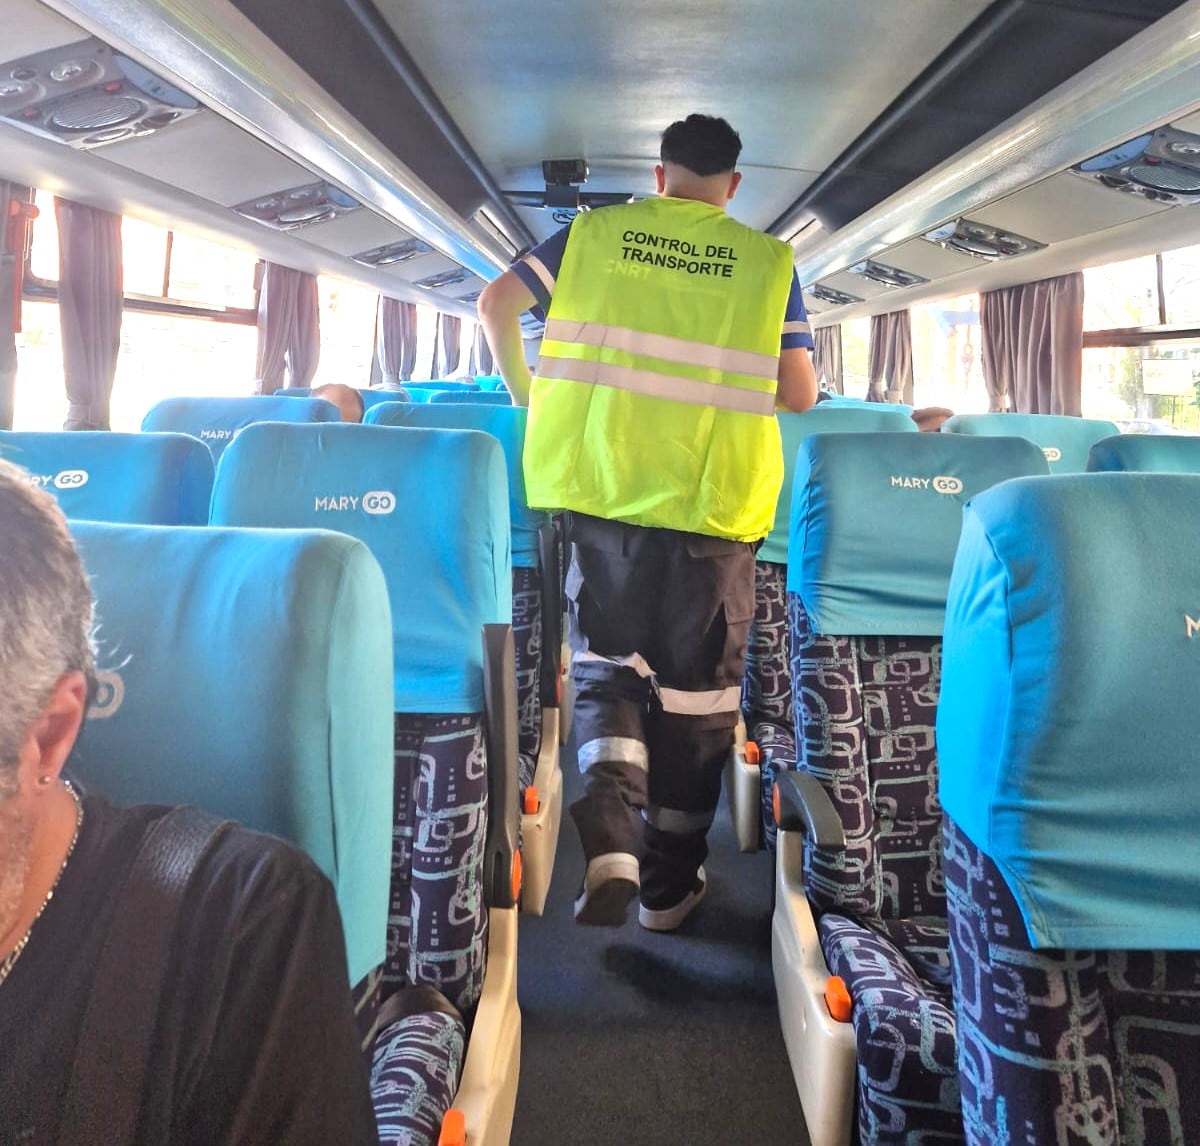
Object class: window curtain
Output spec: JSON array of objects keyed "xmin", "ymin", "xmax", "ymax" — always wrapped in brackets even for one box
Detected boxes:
[
  {"xmin": 433, "ymin": 313, "xmax": 462, "ymax": 378},
  {"xmin": 254, "ymin": 262, "xmax": 320, "ymax": 393},
  {"xmin": 812, "ymin": 324, "xmax": 843, "ymax": 394},
  {"xmin": 980, "ymin": 273, "xmax": 1084, "ymax": 415},
  {"xmin": 867, "ymin": 310, "xmax": 913, "ymax": 404},
  {"xmin": 470, "ymin": 325, "xmax": 494, "ymax": 376},
  {"xmin": 378, "ymin": 296, "xmax": 418, "ymax": 385},
  {"xmin": 56, "ymin": 198, "xmax": 123, "ymax": 431}
]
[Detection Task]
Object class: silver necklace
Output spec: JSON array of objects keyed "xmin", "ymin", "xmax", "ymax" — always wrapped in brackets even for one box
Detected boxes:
[{"xmin": 0, "ymin": 781, "xmax": 84, "ymax": 988}]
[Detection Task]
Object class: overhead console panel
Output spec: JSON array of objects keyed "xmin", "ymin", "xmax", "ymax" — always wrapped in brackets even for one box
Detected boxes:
[{"xmin": 0, "ymin": 38, "xmax": 201, "ymax": 149}]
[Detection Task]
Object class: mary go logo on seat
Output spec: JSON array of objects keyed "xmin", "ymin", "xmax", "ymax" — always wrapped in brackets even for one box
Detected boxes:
[
  {"xmin": 88, "ymin": 669, "xmax": 125, "ymax": 719},
  {"xmin": 313, "ymin": 490, "xmax": 396, "ymax": 515},
  {"xmin": 1187, "ymin": 615, "xmax": 1200, "ymax": 639},
  {"xmin": 889, "ymin": 474, "xmax": 963, "ymax": 495},
  {"xmin": 27, "ymin": 469, "xmax": 89, "ymax": 490},
  {"xmin": 1043, "ymin": 446, "xmax": 1062, "ymax": 462}
]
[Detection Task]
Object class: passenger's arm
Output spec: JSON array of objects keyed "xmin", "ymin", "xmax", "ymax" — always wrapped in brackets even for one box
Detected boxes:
[
  {"xmin": 478, "ymin": 270, "xmax": 537, "ymax": 407},
  {"xmin": 776, "ymin": 347, "xmax": 818, "ymax": 412}
]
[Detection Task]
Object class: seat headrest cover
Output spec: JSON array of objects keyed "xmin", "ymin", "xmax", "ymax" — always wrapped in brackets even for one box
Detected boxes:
[
  {"xmin": 938, "ymin": 473, "xmax": 1200, "ymax": 949},
  {"xmin": 819, "ymin": 394, "xmax": 913, "ymax": 414},
  {"xmin": 210, "ymin": 422, "xmax": 512, "ymax": 713},
  {"xmin": 404, "ymin": 380, "xmax": 480, "ymax": 392},
  {"xmin": 941, "ymin": 413, "xmax": 1118, "ymax": 473},
  {"xmin": 276, "ymin": 386, "xmax": 407, "ymax": 410},
  {"xmin": 364, "ymin": 402, "xmax": 547, "ymax": 567},
  {"xmin": 69, "ymin": 522, "xmax": 394, "ymax": 984},
  {"xmin": 760, "ymin": 406, "xmax": 917, "ymax": 565},
  {"xmin": 788, "ymin": 432, "xmax": 1049, "ymax": 634},
  {"xmin": 428, "ymin": 390, "xmax": 513, "ymax": 405},
  {"xmin": 0, "ymin": 431, "xmax": 213, "ymax": 525},
  {"xmin": 1087, "ymin": 432, "xmax": 1200, "ymax": 474},
  {"xmin": 473, "ymin": 374, "xmax": 507, "ymax": 391},
  {"xmin": 141, "ymin": 396, "xmax": 340, "ymax": 458}
]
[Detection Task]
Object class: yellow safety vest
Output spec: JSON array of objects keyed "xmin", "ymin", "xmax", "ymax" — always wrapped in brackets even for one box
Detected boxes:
[{"xmin": 523, "ymin": 197, "xmax": 795, "ymax": 541}]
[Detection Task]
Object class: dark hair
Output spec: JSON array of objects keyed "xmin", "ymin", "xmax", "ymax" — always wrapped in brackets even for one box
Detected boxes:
[{"xmin": 660, "ymin": 115, "xmax": 742, "ymax": 177}]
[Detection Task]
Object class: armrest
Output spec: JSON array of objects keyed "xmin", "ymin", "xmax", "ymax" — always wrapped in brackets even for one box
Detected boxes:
[
  {"xmin": 482, "ymin": 623, "xmax": 520, "ymax": 909},
  {"xmin": 774, "ymin": 770, "xmax": 845, "ymax": 849},
  {"xmin": 537, "ymin": 521, "xmax": 563, "ymax": 708}
]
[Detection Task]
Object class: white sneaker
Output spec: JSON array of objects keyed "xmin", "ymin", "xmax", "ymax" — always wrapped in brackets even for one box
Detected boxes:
[
  {"xmin": 574, "ymin": 852, "xmax": 640, "ymax": 926},
  {"xmin": 638, "ymin": 867, "xmax": 707, "ymax": 932}
]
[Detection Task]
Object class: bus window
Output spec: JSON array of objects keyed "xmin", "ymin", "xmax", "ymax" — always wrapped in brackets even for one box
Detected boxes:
[{"xmin": 910, "ymin": 294, "xmax": 989, "ymax": 415}]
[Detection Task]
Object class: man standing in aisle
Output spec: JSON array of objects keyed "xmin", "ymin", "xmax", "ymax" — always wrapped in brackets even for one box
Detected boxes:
[{"xmin": 478, "ymin": 114, "xmax": 817, "ymax": 930}]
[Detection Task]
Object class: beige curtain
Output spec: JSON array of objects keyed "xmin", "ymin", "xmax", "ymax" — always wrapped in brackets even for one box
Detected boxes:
[
  {"xmin": 433, "ymin": 313, "xmax": 462, "ymax": 378},
  {"xmin": 378, "ymin": 296, "xmax": 420, "ymax": 384},
  {"xmin": 980, "ymin": 273, "xmax": 1084, "ymax": 415},
  {"xmin": 56, "ymin": 198, "xmax": 123, "ymax": 430},
  {"xmin": 470, "ymin": 324, "xmax": 494, "ymax": 375},
  {"xmin": 813, "ymin": 325, "xmax": 843, "ymax": 394},
  {"xmin": 254, "ymin": 263, "xmax": 320, "ymax": 392},
  {"xmin": 867, "ymin": 310, "xmax": 913, "ymax": 404}
]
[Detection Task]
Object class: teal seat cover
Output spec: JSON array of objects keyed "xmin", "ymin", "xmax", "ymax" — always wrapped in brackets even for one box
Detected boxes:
[
  {"xmin": 210, "ymin": 422, "xmax": 511, "ymax": 713},
  {"xmin": 942, "ymin": 412, "xmax": 1118, "ymax": 473},
  {"xmin": 275, "ymin": 386, "xmax": 409, "ymax": 410},
  {"xmin": 787, "ymin": 432, "xmax": 1049, "ymax": 635},
  {"xmin": 365, "ymin": 401, "xmax": 546, "ymax": 567},
  {"xmin": 68, "ymin": 523, "xmax": 394, "ymax": 985},
  {"xmin": 428, "ymin": 390, "xmax": 513, "ymax": 406},
  {"xmin": 474, "ymin": 374, "xmax": 507, "ymax": 391},
  {"xmin": 820, "ymin": 394, "xmax": 913, "ymax": 414},
  {"xmin": 938, "ymin": 473, "xmax": 1200, "ymax": 949},
  {"xmin": 1087, "ymin": 432, "xmax": 1200, "ymax": 474},
  {"xmin": 0, "ymin": 430, "xmax": 212, "ymax": 524},
  {"xmin": 760, "ymin": 406, "xmax": 916, "ymax": 566},
  {"xmin": 141, "ymin": 395, "xmax": 340, "ymax": 459}
]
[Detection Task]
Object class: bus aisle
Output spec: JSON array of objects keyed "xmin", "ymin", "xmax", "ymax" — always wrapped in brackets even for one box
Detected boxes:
[{"xmin": 511, "ymin": 737, "xmax": 810, "ymax": 1145}]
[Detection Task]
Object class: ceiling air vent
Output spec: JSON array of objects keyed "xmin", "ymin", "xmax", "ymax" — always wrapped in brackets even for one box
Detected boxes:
[
  {"xmin": 922, "ymin": 218, "xmax": 1046, "ymax": 260},
  {"xmin": 416, "ymin": 268, "xmax": 469, "ymax": 289},
  {"xmin": 351, "ymin": 237, "xmax": 432, "ymax": 268},
  {"xmin": 0, "ymin": 38, "xmax": 200, "ymax": 148},
  {"xmin": 234, "ymin": 181, "xmax": 361, "ymax": 231},
  {"xmin": 1071, "ymin": 126, "xmax": 1200, "ymax": 205},
  {"xmin": 846, "ymin": 259, "xmax": 928, "ymax": 289},
  {"xmin": 809, "ymin": 284, "xmax": 862, "ymax": 307}
]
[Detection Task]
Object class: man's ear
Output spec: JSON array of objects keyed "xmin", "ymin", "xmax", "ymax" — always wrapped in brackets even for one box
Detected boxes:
[
  {"xmin": 28, "ymin": 672, "xmax": 88, "ymax": 783},
  {"xmin": 726, "ymin": 171, "xmax": 742, "ymax": 202},
  {"xmin": 654, "ymin": 164, "xmax": 666, "ymax": 195}
]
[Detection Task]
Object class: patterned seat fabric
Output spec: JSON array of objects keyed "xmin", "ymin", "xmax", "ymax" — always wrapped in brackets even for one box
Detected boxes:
[
  {"xmin": 371, "ymin": 1011, "xmax": 466, "ymax": 1146},
  {"xmin": 512, "ymin": 565, "xmax": 544, "ymax": 792},
  {"xmin": 789, "ymin": 594, "xmax": 962, "ymax": 1141},
  {"xmin": 945, "ymin": 819, "xmax": 1200, "ymax": 1146},
  {"xmin": 387, "ymin": 714, "xmax": 489, "ymax": 1016},
  {"xmin": 819, "ymin": 914, "xmax": 960, "ymax": 1143},
  {"xmin": 742, "ymin": 560, "xmax": 795, "ymax": 850}
]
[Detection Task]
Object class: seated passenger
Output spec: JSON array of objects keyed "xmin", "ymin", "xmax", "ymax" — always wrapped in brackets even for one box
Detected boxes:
[
  {"xmin": 312, "ymin": 382, "xmax": 366, "ymax": 423},
  {"xmin": 0, "ymin": 458, "xmax": 379, "ymax": 1144},
  {"xmin": 912, "ymin": 405, "xmax": 954, "ymax": 431}
]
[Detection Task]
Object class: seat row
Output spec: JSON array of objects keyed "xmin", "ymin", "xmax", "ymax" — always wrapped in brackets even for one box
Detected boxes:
[
  {"xmin": 731, "ymin": 408, "xmax": 1200, "ymax": 1145},
  {"xmin": 0, "ymin": 412, "xmax": 558, "ymax": 1146}
]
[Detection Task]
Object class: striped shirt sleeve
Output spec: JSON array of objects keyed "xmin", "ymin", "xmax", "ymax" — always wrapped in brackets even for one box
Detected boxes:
[
  {"xmin": 511, "ymin": 224, "xmax": 572, "ymax": 311},
  {"xmin": 781, "ymin": 271, "xmax": 814, "ymax": 351}
]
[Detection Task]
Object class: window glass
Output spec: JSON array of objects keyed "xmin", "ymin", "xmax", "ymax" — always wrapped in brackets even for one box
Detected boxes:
[
  {"xmin": 1082, "ymin": 344, "xmax": 1200, "ymax": 433},
  {"xmin": 168, "ymin": 231, "xmax": 258, "ymax": 311},
  {"xmin": 12, "ymin": 300, "xmax": 68, "ymax": 430},
  {"xmin": 310, "ymin": 277, "xmax": 377, "ymax": 388},
  {"xmin": 27, "ymin": 192, "xmax": 58, "ymax": 282},
  {"xmin": 840, "ymin": 317, "xmax": 870, "ymax": 399},
  {"xmin": 121, "ymin": 215, "xmax": 170, "ymax": 299},
  {"xmin": 1162, "ymin": 243, "xmax": 1200, "ymax": 326},
  {"xmin": 411, "ymin": 305, "xmax": 439, "ymax": 381},
  {"xmin": 1083, "ymin": 255, "xmax": 1159, "ymax": 330},
  {"xmin": 909, "ymin": 294, "xmax": 988, "ymax": 414}
]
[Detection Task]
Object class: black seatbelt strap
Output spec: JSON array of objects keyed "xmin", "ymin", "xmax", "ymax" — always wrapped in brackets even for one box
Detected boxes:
[{"xmin": 58, "ymin": 806, "xmax": 232, "ymax": 1146}]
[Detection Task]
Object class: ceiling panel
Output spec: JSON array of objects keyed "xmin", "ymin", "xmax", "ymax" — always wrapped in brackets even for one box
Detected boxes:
[
  {"xmin": 817, "ymin": 271, "xmax": 893, "ymax": 301},
  {"xmin": 971, "ymin": 171, "xmax": 1171, "ymax": 245},
  {"xmin": 0, "ymin": 0, "xmax": 89, "ymax": 62},
  {"xmin": 297, "ymin": 208, "xmax": 409, "ymax": 257},
  {"xmin": 1173, "ymin": 109, "xmax": 1200, "ymax": 135},
  {"xmin": 374, "ymin": 0, "xmax": 992, "ymax": 234},
  {"xmin": 882, "ymin": 238, "xmax": 983, "ymax": 280}
]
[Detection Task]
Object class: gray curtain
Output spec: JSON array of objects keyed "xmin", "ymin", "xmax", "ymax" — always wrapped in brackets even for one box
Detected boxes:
[
  {"xmin": 470, "ymin": 324, "xmax": 494, "ymax": 376},
  {"xmin": 980, "ymin": 273, "xmax": 1084, "ymax": 415},
  {"xmin": 378, "ymin": 296, "xmax": 417, "ymax": 383},
  {"xmin": 867, "ymin": 310, "xmax": 913, "ymax": 404},
  {"xmin": 812, "ymin": 324, "xmax": 843, "ymax": 394},
  {"xmin": 433, "ymin": 313, "xmax": 462, "ymax": 378},
  {"xmin": 56, "ymin": 197, "xmax": 123, "ymax": 431},
  {"xmin": 254, "ymin": 262, "xmax": 320, "ymax": 392}
]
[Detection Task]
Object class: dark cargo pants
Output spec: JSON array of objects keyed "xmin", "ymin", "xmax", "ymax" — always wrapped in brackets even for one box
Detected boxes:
[{"xmin": 564, "ymin": 511, "xmax": 755, "ymax": 908}]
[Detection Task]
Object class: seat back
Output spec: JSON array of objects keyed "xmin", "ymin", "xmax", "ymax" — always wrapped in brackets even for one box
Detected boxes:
[
  {"xmin": 276, "ymin": 386, "xmax": 409, "ymax": 411},
  {"xmin": 942, "ymin": 411, "xmax": 1118, "ymax": 472},
  {"xmin": 473, "ymin": 374, "xmax": 507, "ymax": 391},
  {"xmin": 787, "ymin": 432, "xmax": 1049, "ymax": 921},
  {"xmin": 67, "ymin": 522, "xmax": 394, "ymax": 992},
  {"xmin": 429, "ymin": 390, "xmax": 513, "ymax": 405},
  {"xmin": 1087, "ymin": 431, "xmax": 1200, "ymax": 473},
  {"xmin": 938, "ymin": 473, "xmax": 1200, "ymax": 1143},
  {"xmin": 210, "ymin": 422, "xmax": 515, "ymax": 1012},
  {"xmin": 364, "ymin": 401, "xmax": 548, "ymax": 790},
  {"xmin": 745, "ymin": 407, "xmax": 917, "ymax": 845},
  {"xmin": 141, "ymin": 395, "xmax": 339, "ymax": 459},
  {"xmin": 0, "ymin": 430, "xmax": 212, "ymax": 524}
]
